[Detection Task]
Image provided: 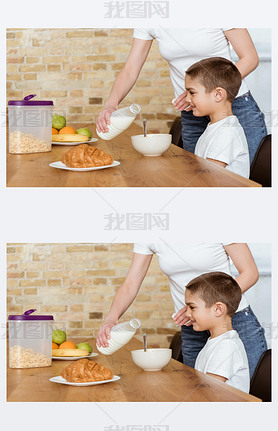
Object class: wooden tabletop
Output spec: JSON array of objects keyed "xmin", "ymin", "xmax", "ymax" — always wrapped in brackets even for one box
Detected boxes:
[
  {"xmin": 7, "ymin": 338, "xmax": 261, "ymax": 402},
  {"xmin": 7, "ymin": 123, "xmax": 261, "ymax": 187}
]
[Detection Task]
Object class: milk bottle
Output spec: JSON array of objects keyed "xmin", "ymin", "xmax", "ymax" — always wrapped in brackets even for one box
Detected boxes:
[
  {"xmin": 96, "ymin": 318, "xmax": 141, "ymax": 355},
  {"xmin": 96, "ymin": 104, "xmax": 141, "ymax": 140}
]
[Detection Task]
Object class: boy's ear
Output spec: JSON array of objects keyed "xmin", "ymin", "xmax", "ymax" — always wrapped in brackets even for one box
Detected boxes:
[
  {"xmin": 214, "ymin": 87, "xmax": 226, "ymax": 103},
  {"xmin": 214, "ymin": 302, "xmax": 226, "ymax": 317}
]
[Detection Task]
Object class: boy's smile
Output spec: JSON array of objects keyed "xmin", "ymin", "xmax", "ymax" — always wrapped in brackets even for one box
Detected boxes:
[
  {"xmin": 184, "ymin": 75, "xmax": 233, "ymax": 124},
  {"xmin": 185, "ymin": 290, "xmax": 215, "ymax": 332},
  {"xmin": 185, "ymin": 289, "xmax": 233, "ymax": 338},
  {"xmin": 184, "ymin": 75, "xmax": 215, "ymax": 118}
]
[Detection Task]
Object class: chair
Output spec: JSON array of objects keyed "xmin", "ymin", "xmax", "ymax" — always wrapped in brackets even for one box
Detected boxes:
[
  {"xmin": 169, "ymin": 117, "xmax": 183, "ymax": 148},
  {"xmin": 250, "ymin": 134, "xmax": 271, "ymax": 187},
  {"xmin": 169, "ymin": 331, "xmax": 183, "ymax": 363},
  {"xmin": 249, "ymin": 349, "xmax": 271, "ymax": 402}
]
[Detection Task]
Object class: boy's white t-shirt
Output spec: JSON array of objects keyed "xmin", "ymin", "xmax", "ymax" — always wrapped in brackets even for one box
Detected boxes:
[
  {"xmin": 133, "ymin": 28, "xmax": 249, "ymax": 98},
  {"xmin": 133, "ymin": 243, "xmax": 249, "ymax": 313},
  {"xmin": 195, "ymin": 330, "xmax": 250, "ymax": 393},
  {"xmin": 194, "ymin": 115, "xmax": 250, "ymax": 178}
]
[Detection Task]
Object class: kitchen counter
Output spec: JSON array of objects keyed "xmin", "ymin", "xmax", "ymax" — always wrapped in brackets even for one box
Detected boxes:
[
  {"xmin": 7, "ymin": 123, "xmax": 261, "ymax": 187},
  {"xmin": 7, "ymin": 338, "xmax": 261, "ymax": 402}
]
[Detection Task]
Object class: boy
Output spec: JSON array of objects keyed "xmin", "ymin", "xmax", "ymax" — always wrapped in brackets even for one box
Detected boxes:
[
  {"xmin": 185, "ymin": 271, "xmax": 250, "ymax": 393},
  {"xmin": 185, "ymin": 57, "xmax": 250, "ymax": 178}
]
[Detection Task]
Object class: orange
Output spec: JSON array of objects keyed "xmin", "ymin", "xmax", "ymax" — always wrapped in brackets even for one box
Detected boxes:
[
  {"xmin": 52, "ymin": 342, "xmax": 59, "ymax": 349},
  {"xmin": 59, "ymin": 126, "xmax": 76, "ymax": 134},
  {"xmin": 59, "ymin": 341, "xmax": 77, "ymax": 349},
  {"xmin": 52, "ymin": 128, "xmax": 59, "ymax": 135}
]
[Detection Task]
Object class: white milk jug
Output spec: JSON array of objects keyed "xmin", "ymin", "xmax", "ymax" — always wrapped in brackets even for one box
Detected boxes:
[
  {"xmin": 96, "ymin": 104, "xmax": 141, "ymax": 140},
  {"xmin": 96, "ymin": 318, "xmax": 141, "ymax": 355}
]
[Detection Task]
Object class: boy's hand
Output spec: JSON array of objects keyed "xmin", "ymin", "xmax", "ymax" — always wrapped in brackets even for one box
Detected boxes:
[
  {"xmin": 172, "ymin": 91, "xmax": 192, "ymax": 112},
  {"xmin": 172, "ymin": 306, "xmax": 192, "ymax": 326}
]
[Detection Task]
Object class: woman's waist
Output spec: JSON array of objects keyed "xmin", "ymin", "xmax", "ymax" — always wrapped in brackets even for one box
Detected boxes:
[{"xmin": 237, "ymin": 80, "xmax": 249, "ymax": 97}]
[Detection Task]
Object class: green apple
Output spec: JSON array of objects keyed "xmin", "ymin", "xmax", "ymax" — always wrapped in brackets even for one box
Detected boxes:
[
  {"xmin": 76, "ymin": 128, "xmax": 92, "ymax": 139},
  {"xmin": 76, "ymin": 342, "xmax": 92, "ymax": 353},
  {"xmin": 52, "ymin": 114, "xmax": 66, "ymax": 130},
  {"xmin": 52, "ymin": 329, "xmax": 66, "ymax": 345}
]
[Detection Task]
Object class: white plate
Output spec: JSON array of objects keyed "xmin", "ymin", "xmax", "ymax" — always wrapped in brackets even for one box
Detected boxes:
[
  {"xmin": 52, "ymin": 137, "xmax": 98, "ymax": 146},
  {"xmin": 49, "ymin": 375, "xmax": 120, "ymax": 386},
  {"xmin": 49, "ymin": 160, "xmax": 120, "ymax": 172},
  {"xmin": 52, "ymin": 352, "xmax": 98, "ymax": 361}
]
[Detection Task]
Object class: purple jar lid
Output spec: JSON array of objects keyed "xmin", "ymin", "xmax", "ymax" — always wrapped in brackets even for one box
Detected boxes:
[
  {"xmin": 8, "ymin": 94, "xmax": 53, "ymax": 106},
  {"xmin": 8, "ymin": 309, "xmax": 54, "ymax": 321}
]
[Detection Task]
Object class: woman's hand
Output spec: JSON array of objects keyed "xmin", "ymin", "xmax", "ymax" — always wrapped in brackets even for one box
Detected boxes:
[
  {"xmin": 172, "ymin": 91, "xmax": 192, "ymax": 112},
  {"xmin": 172, "ymin": 306, "xmax": 192, "ymax": 326},
  {"xmin": 96, "ymin": 105, "xmax": 117, "ymax": 133},
  {"xmin": 96, "ymin": 319, "xmax": 118, "ymax": 348}
]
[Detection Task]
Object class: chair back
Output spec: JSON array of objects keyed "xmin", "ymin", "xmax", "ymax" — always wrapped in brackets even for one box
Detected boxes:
[
  {"xmin": 169, "ymin": 117, "xmax": 183, "ymax": 148},
  {"xmin": 250, "ymin": 349, "xmax": 271, "ymax": 401},
  {"xmin": 169, "ymin": 332, "xmax": 183, "ymax": 363},
  {"xmin": 250, "ymin": 135, "xmax": 271, "ymax": 187}
]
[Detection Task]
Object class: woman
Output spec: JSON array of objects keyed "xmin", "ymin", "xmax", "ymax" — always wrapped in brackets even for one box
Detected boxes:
[
  {"xmin": 97, "ymin": 243, "xmax": 267, "ymax": 379},
  {"xmin": 96, "ymin": 28, "xmax": 267, "ymax": 164}
]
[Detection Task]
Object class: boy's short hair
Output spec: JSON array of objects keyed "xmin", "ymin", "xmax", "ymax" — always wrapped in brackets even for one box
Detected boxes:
[
  {"xmin": 186, "ymin": 271, "xmax": 242, "ymax": 317},
  {"xmin": 185, "ymin": 57, "xmax": 242, "ymax": 102}
]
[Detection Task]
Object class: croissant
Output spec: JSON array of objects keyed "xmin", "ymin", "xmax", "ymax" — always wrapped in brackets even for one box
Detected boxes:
[
  {"xmin": 61, "ymin": 144, "xmax": 113, "ymax": 168},
  {"xmin": 61, "ymin": 359, "xmax": 113, "ymax": 383}
]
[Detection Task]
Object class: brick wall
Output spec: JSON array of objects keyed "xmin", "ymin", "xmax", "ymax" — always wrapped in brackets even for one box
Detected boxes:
[
  {"xmin": 6, "ymin": 29, "xmax": 178, "ymax": 133},
  {"xmin": 7, "ymin": 244, "xmax": 179, "ymax": 348}
]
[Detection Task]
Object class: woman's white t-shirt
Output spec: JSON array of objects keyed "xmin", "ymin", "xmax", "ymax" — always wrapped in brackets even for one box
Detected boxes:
[
  {"xmin": 133, "ymin": 28, "xmax": 249, "ymax": 98},
  {"xmin": 133, "ymin": 243, "xmax": 249, "ymax": 313},
  {"xmin": 195, "ymin": 330, "xmax": 250, "ymax": 393}
]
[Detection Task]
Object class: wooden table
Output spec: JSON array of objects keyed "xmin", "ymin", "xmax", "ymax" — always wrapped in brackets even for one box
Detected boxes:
[
  {"xmin": 7, "ymin": 123, "xmax": 261, "ymax": 187},
  {"xmin": 7, "ymin": 338, "xmax": 261, "ymax": 402}
]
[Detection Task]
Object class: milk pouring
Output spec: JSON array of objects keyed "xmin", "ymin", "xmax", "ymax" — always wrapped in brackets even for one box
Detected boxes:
[
  {"xmin": 96, "ymin": 104, "xmax": 141, "ymax": 140},
  {"xmin": 96, "ymin": 318, "xmax": 141, "ymax": 355}
]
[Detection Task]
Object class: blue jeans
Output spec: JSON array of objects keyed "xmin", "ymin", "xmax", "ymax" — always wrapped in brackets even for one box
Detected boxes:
[
  {"xmin": 181, "ymin": 306, "xmax": 267, "ymax": 380},
  {"xmin": 181, "ymin": 91, "xmax": 267, "ymax": 165}
]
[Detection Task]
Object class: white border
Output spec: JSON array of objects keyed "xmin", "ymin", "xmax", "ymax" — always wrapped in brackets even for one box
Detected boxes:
[{"xmin": 2, "ymin": 0, "xmax": 278, "ymax": 429}]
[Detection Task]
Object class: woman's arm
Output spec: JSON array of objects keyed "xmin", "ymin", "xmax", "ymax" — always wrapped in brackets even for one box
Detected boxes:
[
  {"xmin": 224, "ymin": 243, "xmax": 259, "ymax": 293},
  {"xmin": 224, "ymin": 29, "xmax": 259, "ymax": 78},
  {"xmin": 96, "ymin": 252, "xmax": 153, "ymax": 347},
  {"xmin": 96, "ymin": 38, "xmax": 153, "ymax": 133}
]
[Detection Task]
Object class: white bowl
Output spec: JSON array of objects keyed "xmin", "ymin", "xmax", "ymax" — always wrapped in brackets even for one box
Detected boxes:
[
  {"xmin": 131, "ymin": 348, "xmax": 172, "ymax": 371},
  {"xmin": 131, "ymin": 134, "xmax": 172, "ymax": 156}
]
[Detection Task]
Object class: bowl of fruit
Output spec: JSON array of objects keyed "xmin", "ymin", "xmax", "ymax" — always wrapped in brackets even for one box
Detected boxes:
[
  {"xmin": 51, "ymin": 115, "xmax": 97, "ymax": 145},
  {"xmin": 52, "ymin": 329, "xmax": 97, "ymax": 360}
]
